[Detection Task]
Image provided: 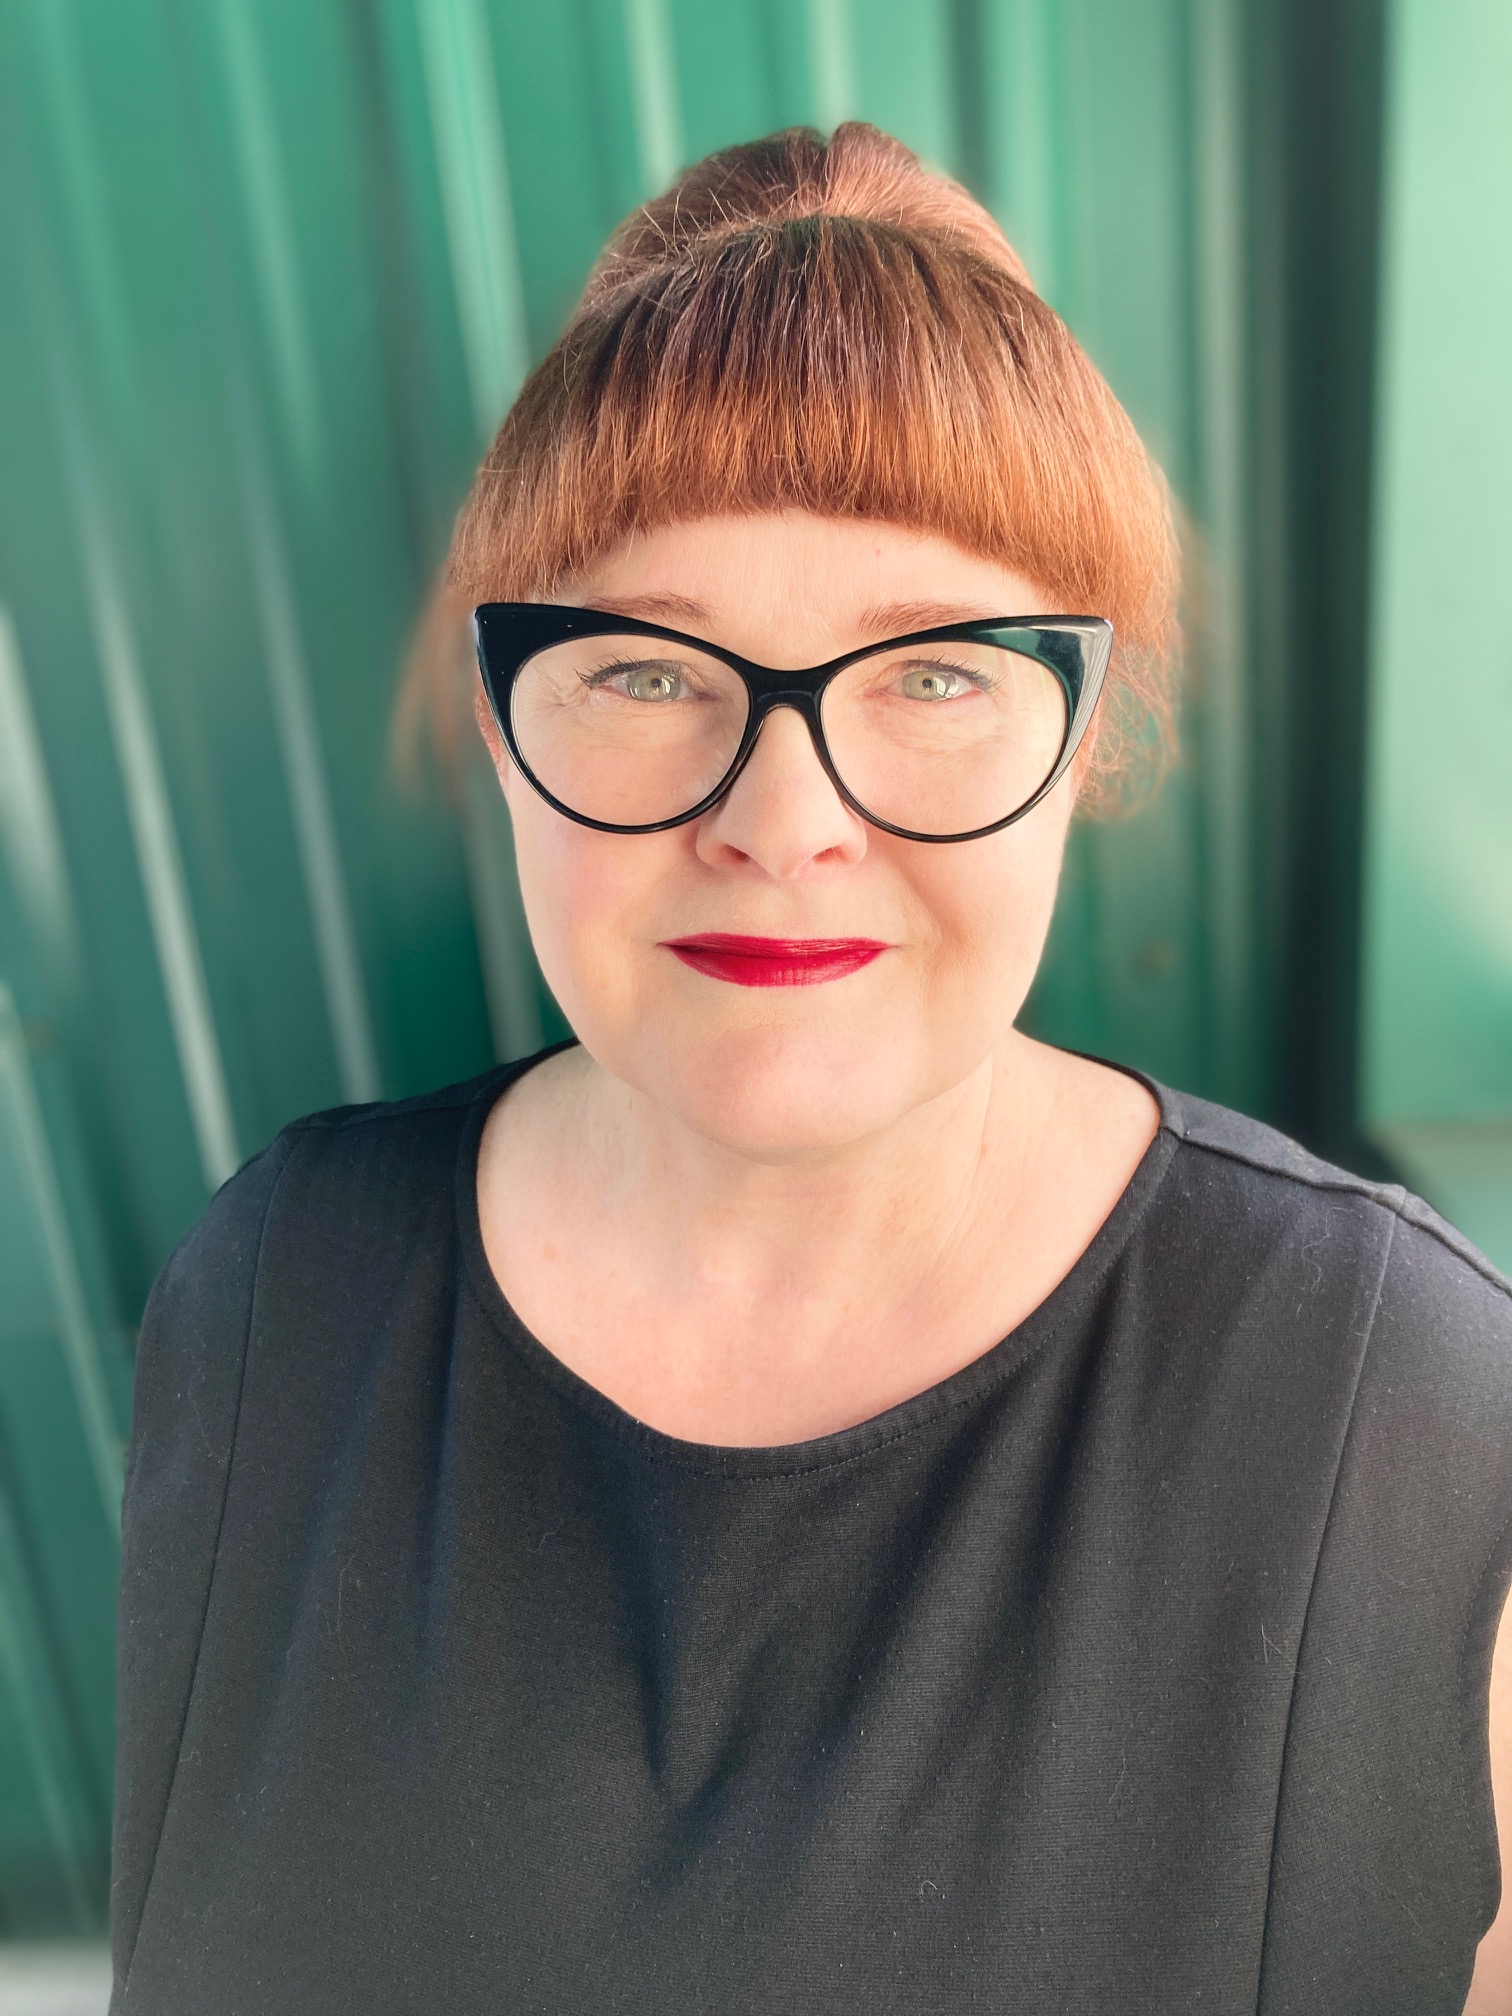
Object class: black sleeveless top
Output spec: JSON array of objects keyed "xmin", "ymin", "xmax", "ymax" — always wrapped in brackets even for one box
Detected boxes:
[{"xmin": 109, "ymin": 1044, "xmax": 1512, "ymax": 2014}]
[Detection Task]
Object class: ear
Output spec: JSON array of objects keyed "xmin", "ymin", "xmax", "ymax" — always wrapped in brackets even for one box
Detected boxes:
[{"xmin": 473, "ymin": 680, "xmax": 516, "ymax": 802}]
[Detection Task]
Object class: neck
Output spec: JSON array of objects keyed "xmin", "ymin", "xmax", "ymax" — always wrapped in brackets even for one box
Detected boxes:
[
  {"xmin": 478, "ymin": 1028, "xmax": 1156, "ymax": 1444},
  {"xmin": 547, "ymin": 1031, "xmax": 1053, "ymax": 1325}
]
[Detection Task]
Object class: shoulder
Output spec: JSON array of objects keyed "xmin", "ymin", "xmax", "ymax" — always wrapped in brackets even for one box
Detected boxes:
[
  {"xmin": 262, "ymin": 1061, "xmax": 513, "ymax": 1198},
  {"xmin": 1155, "ymin": 1079, "xmax": 1512, "ymax": 1333},
  {"xmin": 128, "ymin": 1062, "xmax": 522, "ymax": 1461},
  {"xmin": 1158, "ymin": 1077, "xmax": 1408, "ymax": 1214},
  {"xmin": 164, "ymin": 1065, "xmax": 513, "ymax": 1282},
  {"xmin": 1146, "ymin": 1079, "xmax": 1512, "ymax": 1507},
  {"xmin": 155, "ymin": 1063, "xmax": 507, "ymax": 1251}
]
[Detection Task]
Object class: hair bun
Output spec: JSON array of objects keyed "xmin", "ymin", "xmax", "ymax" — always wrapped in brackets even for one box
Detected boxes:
[{"xmin": 582, "ymin": 122, "xmax": 1033, "ymax": 309}]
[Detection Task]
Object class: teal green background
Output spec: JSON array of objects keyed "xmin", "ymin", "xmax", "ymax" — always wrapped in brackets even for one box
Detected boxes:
[
  {"xmin": 0, "ymin": 0, "xmax": 1505, "ymax": 1938},
  {"xmin": 1358, "ymin": 0, "xmax": 1512, "ymax": 1257}
]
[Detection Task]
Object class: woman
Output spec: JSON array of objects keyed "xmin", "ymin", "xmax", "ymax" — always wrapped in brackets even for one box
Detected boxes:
[{"xmin": 110, "ymin": 125, "xmax": 1512, "ymax": 2014}]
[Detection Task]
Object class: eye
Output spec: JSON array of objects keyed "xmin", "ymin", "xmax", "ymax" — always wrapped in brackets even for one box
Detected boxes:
[
  {"xmin": 624, "ymin": 662, "xmax": 686, "ymax": 702},
  {"xmin": 581, "ymin": 657, "xmax": 693, "ymax": 701},
  {"xmin": 894, "ymin": 658, "xmax": 984, "ymax": 702}
]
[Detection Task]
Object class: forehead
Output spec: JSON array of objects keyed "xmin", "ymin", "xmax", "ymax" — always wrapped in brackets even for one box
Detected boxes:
[{"xmin": 562, "ymin": 513, "xmax": 1052, "ymax": 664}]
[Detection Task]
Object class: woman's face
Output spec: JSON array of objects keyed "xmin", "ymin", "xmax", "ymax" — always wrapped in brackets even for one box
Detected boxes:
[{"xmin": 480, "ymin": 513, "xmax": 1077, "ymax": 1158}]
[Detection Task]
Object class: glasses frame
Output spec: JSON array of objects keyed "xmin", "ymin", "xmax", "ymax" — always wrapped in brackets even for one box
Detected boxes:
[{"xmin": 471, "ymin": 601, "xmax": 1114, "ymax": 844}]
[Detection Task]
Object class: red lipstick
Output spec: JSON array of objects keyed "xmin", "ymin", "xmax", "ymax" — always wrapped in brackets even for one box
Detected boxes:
[{"xmin": 662, "ymin": 934, "xmax": 889, "ymax": 987}]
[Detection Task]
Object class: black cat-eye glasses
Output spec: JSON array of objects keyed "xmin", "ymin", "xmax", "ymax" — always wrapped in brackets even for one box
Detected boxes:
[{"xmin": 472, "ymin": 602, "xmax": 1113, "ymax": 844}]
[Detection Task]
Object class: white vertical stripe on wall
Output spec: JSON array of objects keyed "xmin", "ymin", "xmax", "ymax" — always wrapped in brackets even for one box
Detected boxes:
[
  {"xmin": 0, "ymin": 985, "xmax": 123, "ymax": 1533},
  {"xmin": 623, "ymin": 0, "xmax": 685, "ymax": 196},
  {"xmin": 237, "ymin": 402, "xmax": 382, "ymax": 1105},
  {"xmin": 0, "ymin": 609, "xmax": 82, "ymax": 991},
  {"xmin": 61, "ymin": 412, "xmax": 240, "ymax": 1192},
  {"xmin": 806, "ymin": 0, "xmax": 858, "ymax": 133},
  {"xmin": 213, "ymin": 0, "xmax": 327, "ymax": 489},
  {"xmin": 413, "ymin": 0, "xmax": 542, "ymax": 1059},
  {"xmin": 28, "ymin": 0, "xmax": 240, "ymax": 1189},
  {"xmin": 414, "ymin": 0, "xmax": 530, "ymax": 441}
]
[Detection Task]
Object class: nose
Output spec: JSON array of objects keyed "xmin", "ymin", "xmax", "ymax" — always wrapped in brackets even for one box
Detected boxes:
[{"xmin": 694, "ymin": 703, "xmax": 868, "ymax": 877}]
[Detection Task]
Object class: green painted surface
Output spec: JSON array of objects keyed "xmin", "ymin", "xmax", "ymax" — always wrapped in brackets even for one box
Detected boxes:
[
  {"xmin": 0, "ymin": 0, "xmax": 1295, "ymax": 1929},
  {"xmin": 0, "ymin": 989, "xmax": 125, "ymax": 1936},
  {"xmin": 1361, "ymin": 0, "xmax": 1512, "ymax": 1265},
  {"xmin": 999, "ymin": 0, "xmax": 1264, "ymax": 1114},
  {"xmin": 1375, "ymin": 1119, "xmax": 1512, "ymax": 1278}
]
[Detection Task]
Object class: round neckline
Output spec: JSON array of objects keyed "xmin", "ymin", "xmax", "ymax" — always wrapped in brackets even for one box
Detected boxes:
[{"xmin": 454, "ymin": 1041, "xmax": 1182, "ymax": 1479}]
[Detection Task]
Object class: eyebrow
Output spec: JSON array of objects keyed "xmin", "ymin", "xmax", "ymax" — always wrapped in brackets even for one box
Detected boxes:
[
  {"xmin": 579, "ymin": 591, "xmax": 712, "ymax": 626},
  {"xmin": 579, "ymin": 592, "xmax": 1010, "ymax": 642},
  {"xmin": 849, "ymin": 598, "xmax": 1008, "ymax": 640}
]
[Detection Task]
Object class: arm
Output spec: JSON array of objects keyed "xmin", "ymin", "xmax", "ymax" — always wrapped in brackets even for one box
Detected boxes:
[
  {"xmin": 1465, "ymin": 1577, "xmax": 1512, "ymax": 2014},
  {"xmin": 110, "ymin": 1131, "xmax": 297, "ymax": 2002}
]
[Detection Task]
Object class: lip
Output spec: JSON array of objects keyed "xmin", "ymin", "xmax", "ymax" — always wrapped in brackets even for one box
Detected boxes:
[{"xmin": 661, "ymin": 933, "xmax": 890, "ymax": 987}]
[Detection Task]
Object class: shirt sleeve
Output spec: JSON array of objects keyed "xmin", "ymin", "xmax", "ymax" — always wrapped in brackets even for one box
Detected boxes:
[
  {"xmin": 108, "ymin": 1128, "xmax": 300, "ymax": 2007},
  {"xmin": 1258, "ymin": 1195, "xmax": 1512, "ymax": 2014}
]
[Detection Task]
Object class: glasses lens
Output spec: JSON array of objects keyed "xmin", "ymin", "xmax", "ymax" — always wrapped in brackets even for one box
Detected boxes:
[
  {"xmin": 510, "ymin": 634, "xmax": 750, "ymax": 826},
  {"xmin": 819, "ymin": 638, "xmax": 1069, "ymax": 836}
]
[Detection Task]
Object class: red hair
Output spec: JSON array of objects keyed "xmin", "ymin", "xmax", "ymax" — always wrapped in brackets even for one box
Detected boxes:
[{"xmin": 419, "ymin": 122, "xmax": 1179, "ymax": 812}]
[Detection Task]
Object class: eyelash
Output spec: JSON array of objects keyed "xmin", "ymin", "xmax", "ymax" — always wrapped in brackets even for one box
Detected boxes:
[
  {"xmin": 578, "ymin": 654, "xmax": 668, "ymax": 688},
  {"xmin": 576, "ymin": 654, "xmax": 996, "ymax": 692},
  {"xmin": 881, "ymin": 658, "xmax": 997, "ymax": 694}
]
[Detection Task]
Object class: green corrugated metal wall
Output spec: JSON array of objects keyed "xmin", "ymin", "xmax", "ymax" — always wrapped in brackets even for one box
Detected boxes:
[
  {"xmin": 0, "ymin": 0, "xmax": 1460, "ymax": 1936},
  {"xmin": 1359, "ymin": 0, "xmax": 1512, "ymax": 1268}
]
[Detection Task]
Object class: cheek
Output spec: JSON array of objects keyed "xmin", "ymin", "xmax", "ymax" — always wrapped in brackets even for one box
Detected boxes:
[
  {"xmin": 908, "ymin": 800, "xmax": 1070, "ymax": 1003},
  {"xmin": 507, "ymin": 795, "xmax": 680, "ymax": 1018}
]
